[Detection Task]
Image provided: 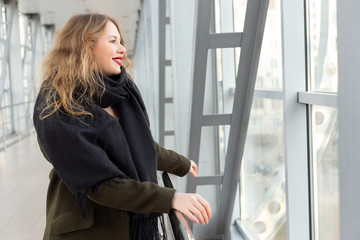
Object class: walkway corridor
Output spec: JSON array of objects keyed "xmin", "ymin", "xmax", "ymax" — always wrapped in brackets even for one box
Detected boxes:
[{"xmin": 0, "ymin": 134, "xmax": 51, "ymax": 240}]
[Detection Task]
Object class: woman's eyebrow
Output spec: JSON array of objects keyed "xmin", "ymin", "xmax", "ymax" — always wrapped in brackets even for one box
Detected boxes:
[
  {"xmin": 108, "ymin": 35, "xmax": 122, "ymax": 42},
  {"xmin": 108, "ymin": 35, "xmax": 120, "ymax": 39}
]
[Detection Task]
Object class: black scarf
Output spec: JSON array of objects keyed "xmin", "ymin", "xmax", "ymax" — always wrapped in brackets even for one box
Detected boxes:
[{"xmin": 34, "ymin": 66, "xmax": 165, "ymax": 240}]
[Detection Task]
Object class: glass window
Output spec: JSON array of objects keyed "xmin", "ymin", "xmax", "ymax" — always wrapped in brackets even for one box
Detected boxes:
[
  {"xmin": 255, "ymin": 0, "xmax": 283, "ymax": 90},
  {"xmin": 240, "ymin": 98, "xmax": 286, "ymax": 240},
  {"xmin": 234, "ymin": 0, "xmax": 283, "ymax": 90},
  {"xmin": 0, "ymin": 3, "xmax": 12, "ymax": 139},
  {"xmin": 311, "ymin": 106, "xmax": 339, "ymax": 240},
  {"xmin": 307, "ymin": 0, "xmax": 340, "ymax": 239},
  {"xmin": 236, "ymin": 0, "xmax": 285, "ymax": 238},
  {"xmin": 307, "ymin": 0, "xmax": 338, "ymax": 93}
]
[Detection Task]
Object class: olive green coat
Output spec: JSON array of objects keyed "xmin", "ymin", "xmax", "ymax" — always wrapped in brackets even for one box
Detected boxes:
[{"xmin": 41, "ymin": 142, "xmax": 190, "ymax": 240}]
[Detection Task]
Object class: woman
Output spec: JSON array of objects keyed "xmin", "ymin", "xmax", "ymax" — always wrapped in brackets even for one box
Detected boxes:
[{"xmin": 33, "ymin": 13, "xmax": 211, "ymax": 240}]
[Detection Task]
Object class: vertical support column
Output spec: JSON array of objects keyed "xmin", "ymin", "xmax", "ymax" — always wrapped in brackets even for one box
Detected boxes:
[
  {"xmin": 158, "ymin": 0, "xmax": 175, "ymax": 147},
  {"xmin": 0, "ymin": 0, "xmax": 16, "ymax": 106},
  {"xmin": 186, "ymin": 0, "xmax": 212, "ymax": 193},
  {"xmin": 41, "ymin": 24, "xmax": 55, "ymax": 56},
  {"xmin": 22, "ymin": 13, "xmax": 40, "ymax": 131},
  {"xmin": 158, "ymin": 0, "xmax": 166, "ymax": 146},
  {"xmin": 337, "ymin": 0, "xmax": 360, "ymax": 239},
  {"xmin": 8, "ymin": 0, "xmax": 23, "ymax": 106},
  {"xmin": 5, "ymin": 0, "xmax": 19, "ymax": 138},
  {"xmin": 281, "ymin": 0, "xmax": 310, "ymax": 239}
]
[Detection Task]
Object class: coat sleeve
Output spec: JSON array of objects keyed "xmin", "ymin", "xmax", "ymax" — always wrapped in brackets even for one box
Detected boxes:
[
  {"xmin": 39, "ymin": 140, "xmax": 176, "ymax": 214},
  {"xmin": 87, "ymin": 178, "xmax": 176, "ymax": 214},
  {"xmin": 155, "ymin": 142, "xmax": 191, "ymax": 177}
]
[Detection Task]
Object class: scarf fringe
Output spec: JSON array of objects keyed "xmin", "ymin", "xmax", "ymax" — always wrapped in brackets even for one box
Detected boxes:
[
  {"xmin": 73, "ymin": 190, "xmax": 91, "ymax": 219},
  {"xmin": 130, "ymin": 214, "xmax": 167, "ymax": 240}
]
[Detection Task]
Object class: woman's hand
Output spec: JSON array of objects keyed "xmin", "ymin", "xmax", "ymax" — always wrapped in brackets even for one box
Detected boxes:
[
  {"xmin": 189, "ymin": 160, "xmax": 198, "ymax": 177},
  {"xmin": 171, "ymin": 192, "xmax": 211, "ymax": 225}
]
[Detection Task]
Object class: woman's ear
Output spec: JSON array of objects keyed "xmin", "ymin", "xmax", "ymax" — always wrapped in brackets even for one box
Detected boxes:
[{"xmin": 89, "ymin": 40, "xmax": 96, "ymax": 50}]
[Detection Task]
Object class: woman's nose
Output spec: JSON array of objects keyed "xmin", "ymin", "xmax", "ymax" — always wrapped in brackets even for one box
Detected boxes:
[{"xmin": 118, "ymin": 44, "xmax": 126, "ymax": 54}]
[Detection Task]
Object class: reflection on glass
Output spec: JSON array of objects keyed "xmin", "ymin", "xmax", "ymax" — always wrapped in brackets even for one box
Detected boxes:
[
  {"xmin": 233, "ymin": 0, "xmax": 247, "ymax": 75},
  {"xmin": 311, "ymin": 106, "xmax": 339, "ymax": 240},
  {"xmin": 256, "ymin": 0, "xmax": 283, "ymax": 90},
  {"xmin": 307, "ymin": 0, "xmax": 338, "ymax": 93},
  {"xmin": 240, "ymin": 98, "xmax": 286, "ymax": 240},
  {"xmin": 233, "ymin": 0, "xmax": 283, "ymax": 90}
]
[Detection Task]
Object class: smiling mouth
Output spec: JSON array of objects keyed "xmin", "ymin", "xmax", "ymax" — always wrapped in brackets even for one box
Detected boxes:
[{"xmin": 112, "ymin": 57, "xmax": 122, "ymax": 65}]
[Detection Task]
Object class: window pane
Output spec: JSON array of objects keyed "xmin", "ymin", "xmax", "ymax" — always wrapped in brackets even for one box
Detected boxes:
[
  {"xmin": 255, "ymin": 0, "xmax": 283, "ymax": 90},
  {"xmin": 240, "ymin": 98, "xmax": 286, "ymax": 240},
  {"xmin": 311, "ymin": 105, "xmax": 339, "ymax": 240},
  {"xmin": 240, "ymin": 0, "xmax": 282, "ymax": 90},
  {"xmin": 307, "ymin": 0, "xmax": 338, "ymax": 93},
  {"xmin": 234, "ymin": 0, "xmax": 283, "ymax": 90}
]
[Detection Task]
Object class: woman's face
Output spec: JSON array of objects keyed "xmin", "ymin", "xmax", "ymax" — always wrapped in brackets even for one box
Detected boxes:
[{"xmin": 92, "ymin": 21, "xmax": 126, "ymax": 76}]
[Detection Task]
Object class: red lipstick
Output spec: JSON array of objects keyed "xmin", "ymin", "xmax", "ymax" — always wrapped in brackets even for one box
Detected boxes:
[{"xmin": 112, "ymin": 57, "xmax": 122, "ymax": 66}]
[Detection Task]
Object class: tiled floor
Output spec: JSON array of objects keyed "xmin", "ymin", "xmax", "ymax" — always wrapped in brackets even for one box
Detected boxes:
[{"xmin": 0, "ymin": 133, "xmax": 52, "ymax": 240}]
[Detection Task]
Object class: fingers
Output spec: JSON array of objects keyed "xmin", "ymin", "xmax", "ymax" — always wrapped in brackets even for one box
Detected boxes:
[
  {"xmin": 191, "ymin": 160, "xmax": 198, "ymax": 174},
  {"xmin": 196, "ymin": 194, "xmax": 212, "ymax": 219},
  {"xmin": 192, "ymin": 194, "xmax": 211, "ymax": 224},
  {"xmin": 189, "ymin": 160, "xmax": 198, "ymax": 177},
  {"xmin": 191, "ymin": 197, "xmax": 208, "ymax": 224},
  {"xmin": 183, "ymin": 209, "xmax": 198, "ymax": 224},
  {"xmin": 189, "ymin": 168, "xmax": 197, "ymax": 177},
  {"xmin": 171, "ymin": 193, "xmax": 212, "ymax": 225}
]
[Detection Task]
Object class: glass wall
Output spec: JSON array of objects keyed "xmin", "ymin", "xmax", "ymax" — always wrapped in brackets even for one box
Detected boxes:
[
  {"xmin": 0, "ymin": 2, "xmax": 14, "ymax": 139},
  {"xmin": 241, "ymin": 99, "xmax": 285, "ymax": 239},
  {"xmin": 133, "ymin": 0, "xmax": 341, "ymax": 238},
  {"xmin": 237, "ymin": 0, "xmax": 286, "ymax": 239},
  {"xmin": 307, "ymin": 0, "xmax": 338, "ymax": 93},
  {"xmin": 0, "ymin": 1, "xmax": 45, "ymax": 146},
  {"xmin": 307, "ymin": 0, "xmax": 339, "ymax": 239},
  {"xmin": 310, "ymin": 106, "xmax": 339, "ymax": 240}
]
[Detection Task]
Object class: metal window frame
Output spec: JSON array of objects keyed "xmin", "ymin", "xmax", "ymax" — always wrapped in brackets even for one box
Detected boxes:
[
  {"xmin": 298, "ymin": 91, "xmax": 338, "ymax": 108},
  {"xmin": 302, "ymin": 0, "xmax": 340, "ymax": 239},
  {"xmin": 281, "ymin": 0, "xmax": 311, "ymax": 239},
  {"xmin": 337, "ymin": 0, "xmax": 360, "ymax": 239}
]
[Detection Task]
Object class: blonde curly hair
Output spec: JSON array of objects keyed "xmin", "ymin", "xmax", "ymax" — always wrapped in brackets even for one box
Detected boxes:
[{"xmin": 39, "ymin": 13, "xmax": 130, "ymax": 119}]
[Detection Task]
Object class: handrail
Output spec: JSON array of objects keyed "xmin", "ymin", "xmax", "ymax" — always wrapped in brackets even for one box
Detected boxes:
[
  {"xmin": 162, "ymin": 172, "xmax": 195, "ymax": 240},
  {"xmin": 0, "ymin": 101, "xmax": 35, "ymax": 150},
  {"xmin": 0, "ymin": 101, "xmax": 34, "ymax": 109}
]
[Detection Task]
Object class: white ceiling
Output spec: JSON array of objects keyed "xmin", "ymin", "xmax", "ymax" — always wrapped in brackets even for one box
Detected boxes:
[{"xmin": 17, "ymin": 0, "xmax": 142, "ymax": 56}]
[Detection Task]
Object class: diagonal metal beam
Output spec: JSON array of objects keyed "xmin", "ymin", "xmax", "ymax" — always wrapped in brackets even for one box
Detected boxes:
[
  {"xmin": 216, "ymin": 0, "xmax": 270, "ymax": 235},
  {"xmin": 208, "ymin": 32, "xmax": 243, "ymax": 49}
]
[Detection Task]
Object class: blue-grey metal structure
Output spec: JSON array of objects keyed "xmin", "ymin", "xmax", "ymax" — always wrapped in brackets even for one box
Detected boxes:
[
  {"xmin": 186, "ymin": 0, "xmax": 269, "ymax": 238},
  {"xmin": 158, "ymin": 0, "xmax": 175, "ymax": 147},
  {"xmin": 0, "ymin": 0, "xmax": 15, "ymax": 106},
  {"xmin": 281, "ymin": 1, "xmax": 310, "ymax": 239},
  {"xmin": 22, "ymin": 14, "xmax": 39, "ymax": 128},
  {"xmin": 337, "ymin": 0, "xmax": 360, "ymax": 239}
]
